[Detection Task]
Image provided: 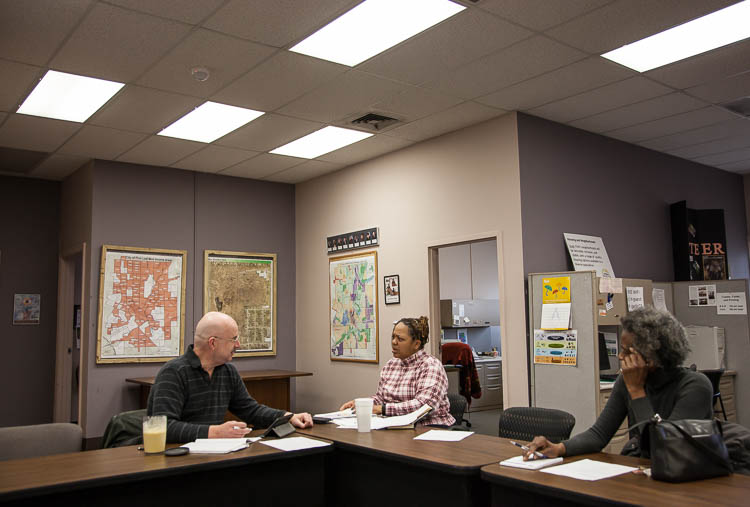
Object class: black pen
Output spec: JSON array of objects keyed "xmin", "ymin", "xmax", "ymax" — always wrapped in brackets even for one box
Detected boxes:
[{"xmin": 510, "ymin": 440, "xmax": 547, "ymax": 459}]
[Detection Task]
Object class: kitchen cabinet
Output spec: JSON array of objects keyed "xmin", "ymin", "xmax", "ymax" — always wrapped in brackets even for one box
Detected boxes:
[{"xmin": 439, "ymin": 240, "xmax": 498, "ymax": 300}]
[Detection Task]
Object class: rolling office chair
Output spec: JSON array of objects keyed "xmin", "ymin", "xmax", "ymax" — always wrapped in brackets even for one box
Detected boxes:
[
  {"xmin": 702, "ymin": 369, "xmax": 728, "ymax": 421},
  {"xmin": 447, "ymin": 392, "xmax": 471, "ymax": 429},
  {"xmin": 102, "ymin": 409, "xmax": 146, "ymax": 448},
  {"xmin": 0, "ymin": 423, "xmax": 82, "ymax": 461},
  {"xmin": 498, "ymin": 407, "xmax": 575, "ymax": 443}
]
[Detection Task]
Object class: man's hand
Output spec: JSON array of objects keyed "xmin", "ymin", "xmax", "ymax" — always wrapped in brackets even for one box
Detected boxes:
[
  {"xmin": 339, "ymin": 400, "xmax": 354, "ymax": 411},
  {"xmin": 621, "ymin": 347, "xmax": 648, "ymax": 399},
  {"xmin": 289, "ymin": 412, "xmax": 313, "ymax": 428},
  {"xmin": 208, "ymin": 420, "xmax": 251, "ymax": 438},
  {"xmin": 524, "ymin": 436, "xmax": 566, "ymax": 461}
]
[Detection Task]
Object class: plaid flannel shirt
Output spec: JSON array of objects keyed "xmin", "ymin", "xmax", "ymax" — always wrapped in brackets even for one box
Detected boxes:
[{"xmin": 372, "ymin": 349, "xmax": 455, "ymax": 426}]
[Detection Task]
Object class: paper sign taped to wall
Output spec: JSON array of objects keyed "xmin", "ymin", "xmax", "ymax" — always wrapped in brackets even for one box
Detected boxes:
[
  {"xmin": 626, "ymin": 287, "xmax": 644, "ymax": 311},
  {"xmin": 540, "ymin": 303, "xmax": 571, "ymax": 330},
  {"xmin": 717, "ymin": 292, "xmax": 747, "ymax": 315}
]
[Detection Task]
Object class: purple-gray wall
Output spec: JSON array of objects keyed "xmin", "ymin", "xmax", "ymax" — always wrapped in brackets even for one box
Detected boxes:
[
  {"xmin": 518, "ymin": 113, "xmax": 750, "ymax": 281},
  {"xmin": 84, "ymin": 161, "xmax": 295, "ymax": 437},
  {"xmin": 0, "ymin": 176, "xmax": 60, "ymax": 427}
]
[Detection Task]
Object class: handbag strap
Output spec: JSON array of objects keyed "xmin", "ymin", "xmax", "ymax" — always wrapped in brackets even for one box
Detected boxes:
[{"xmin": 659, "ymin": 420, "xmax": 730, "ymax": 471}]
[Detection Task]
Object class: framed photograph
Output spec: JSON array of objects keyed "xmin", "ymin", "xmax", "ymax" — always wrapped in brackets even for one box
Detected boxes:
[
  {"xmin": 457, "ymin": 328, "xmax": 468, "ymax": 344},
  {"xmin": 384, "ymin": 274, "xmax": 400, "ymax": 305},
  {"xmin": 330, "ymin": 251, "xmax": 378, "ymax": 363},
  {"xmin": 204, "ymin": 250, "xmax": 277, "ymax": 357},
  {"xmin": 13, "ymin": 294, "xmax": 40, "ymax": 325},
  {"xmin": 97, "ymin": 245, "xmax": 186, "ymax": 363}
]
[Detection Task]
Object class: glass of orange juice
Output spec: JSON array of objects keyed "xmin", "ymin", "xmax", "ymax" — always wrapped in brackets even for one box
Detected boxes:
[{"xmin": 142, "ymin": 415, "xmax": 167, "ymax": 454}]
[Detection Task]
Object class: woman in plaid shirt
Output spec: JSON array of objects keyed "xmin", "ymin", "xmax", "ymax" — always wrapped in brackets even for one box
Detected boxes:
[{"xmin": 341, "ymin": 316, "xmax": 455, "ymax": 426}]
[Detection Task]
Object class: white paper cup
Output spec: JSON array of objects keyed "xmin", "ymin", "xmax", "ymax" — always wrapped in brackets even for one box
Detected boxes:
[{"xmin": 355, "ymin": 398, "xmax": 373, "ymax": 433}]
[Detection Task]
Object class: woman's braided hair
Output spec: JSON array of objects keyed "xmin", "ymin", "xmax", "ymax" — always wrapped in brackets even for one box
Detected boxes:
[{"xmin": 395, "ymin": 316, "xmax": 429, "ymax": 349}]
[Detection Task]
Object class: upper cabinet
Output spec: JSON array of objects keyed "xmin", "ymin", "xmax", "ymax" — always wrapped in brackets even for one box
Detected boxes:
[{"xmin": 439, "ymin": 240, "xmax": 499, "ymax": 300}]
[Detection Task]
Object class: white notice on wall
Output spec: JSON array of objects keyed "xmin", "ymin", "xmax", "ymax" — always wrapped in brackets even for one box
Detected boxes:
[
  {"xmin": 599, "ymin": 277, "xmax": 623, "ymax": 294},
  {"xmin": 717, "ymin": 292, "xmax": 747, "ymax": 315},
  {"xmin": 688, "ymin": 284, "xmax": 717, "ymax": 307},
  {"xmin": 563, "ymin": 233, "xmax": 615, "ymax": 278},
  {"xmin": 626, "ymin": 287, "xmax": 644, "ymax": 311},
  {"xmin": 540, "ymin": 303, "xmax": 571, "ymax": 330},
  {"xmin": 652, "ymin": 288, "xmax": 667, "ymax": 312}
]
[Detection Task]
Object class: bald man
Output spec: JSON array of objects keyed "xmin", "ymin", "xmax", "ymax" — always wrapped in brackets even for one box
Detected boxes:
[{"xmin": 147, "ymin": 311, "xmax": 313, "ymax": 442}]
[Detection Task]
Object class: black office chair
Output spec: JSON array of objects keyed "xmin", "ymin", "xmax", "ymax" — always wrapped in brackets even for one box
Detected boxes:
[
  {"xmin": 498, "ymin": 407, "xmax": 575, "ymax": 443},
  {"xmin": 702, "ymin": 369, "xmax": 728, "ymax": 421},
  {"xmin": 447, "ymin": 393, "xmax": 471, "ymax": 429}
]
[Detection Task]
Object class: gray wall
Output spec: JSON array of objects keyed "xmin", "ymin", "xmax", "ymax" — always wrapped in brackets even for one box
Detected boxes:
[
  {"xmin": 0, "ymin": 176, "xmax": 60, "ymax": 427},
  {"xmin": 518, "ymin": 113, "xmax": 749, "ymax": 281},
  {"xmin": 83, "ymin": 161, "xmax": 295, "ymax": 437}
]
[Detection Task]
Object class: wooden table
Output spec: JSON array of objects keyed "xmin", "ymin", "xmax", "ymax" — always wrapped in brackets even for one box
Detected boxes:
[
  {"xmin": 481, "ymin": 452, "xmax": 750, "ymax": 506},
  {"xmin": 126, "ymin": 369, "xmax": 312, "ymax": 411},
  {"xmin": 0, "ymin": 432, "xmax": 330, "ymax": 506}
]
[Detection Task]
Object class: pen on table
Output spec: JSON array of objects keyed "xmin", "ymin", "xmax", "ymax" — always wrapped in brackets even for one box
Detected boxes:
[{"xmin": 509, "ymin": 440, "xmax": 547, "ymax": 459}]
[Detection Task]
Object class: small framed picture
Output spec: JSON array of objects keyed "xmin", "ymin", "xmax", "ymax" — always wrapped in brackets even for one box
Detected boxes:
[
  {"xmin": 384, "ymin": 274, "xmax": 400, "ymax": 305},
  {"xmin": 457, "ymin": 328, "xmax": 468, "ymax": 344}
]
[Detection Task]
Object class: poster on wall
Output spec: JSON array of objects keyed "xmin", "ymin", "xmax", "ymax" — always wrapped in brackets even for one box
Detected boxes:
[
  {"xmin": 563, "ymin": 233, "xmax": 615, "ymax": 278},
  {"xmin": 204, "ymin": 250, "xmax": 277, "ymax": 357},
  {"xmin": 688, "ymin": 284, "xmax": 717, "ymax": 307},
  {"xmin": 670, "ymin": 201, "xmax": 727, "ymax": 281},
  {"xmin": 534, "ymin": 329, "xmax": 577, "ymax": 366},
  {"xmin": 96, "ymin": 245, "xmax": 186, "ymax": 363},
  {"xmin": 13, "ymin": 294, "xmax": 40, "ymax": 325},
  {"xmin": 330, "ymin": 251, "xmax": 378, "ymax": 363},
  {"xmin": 384, "ymin": 274, "xmax": 400, "ymax": 305}
]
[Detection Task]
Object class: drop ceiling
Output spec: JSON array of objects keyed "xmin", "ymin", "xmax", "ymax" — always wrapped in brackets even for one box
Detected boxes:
[{"xmin": 1, "ymin": 0, "xmax": 749, "ymax": 183}]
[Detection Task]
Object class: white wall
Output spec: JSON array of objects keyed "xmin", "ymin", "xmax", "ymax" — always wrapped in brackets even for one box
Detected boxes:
[{"xmin": 295, "ymin": 113, "xmax": 529, "ymax": 413}]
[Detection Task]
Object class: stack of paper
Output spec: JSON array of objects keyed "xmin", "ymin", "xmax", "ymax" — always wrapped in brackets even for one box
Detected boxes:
[
  {"xmin": 260, "ymin": 437, "xmax": 332, "ymax": 451},
  {"xmin": 414, "ymin": 430, "xmax": 474, "ymax": 441},
  {"xmin": 500, "ymin": 455, "xmax": 563, "ymax": 470},
  {"xmin": 540, "ymin": 459, "xmax": 637, "ymax": 480},
  {"xmin": 182, "ymin": 438, "xmax": 255, "ymax": 454},
  {"xmin": 314, "ymin": 408, "xmax": 355, "ymax": 419},
  {"xmin": 332, "ymin": 404, "xmax": 432, "ymax": 430}
]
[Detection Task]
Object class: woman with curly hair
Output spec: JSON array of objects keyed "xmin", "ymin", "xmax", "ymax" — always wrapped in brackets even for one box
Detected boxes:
[
  {"xmin": 340, "ymin": 316, "xmax": 455, "ymax": 427},
  {"xmin": 526, "ymin": 306, "xmax": 712, "ymax": 458}
]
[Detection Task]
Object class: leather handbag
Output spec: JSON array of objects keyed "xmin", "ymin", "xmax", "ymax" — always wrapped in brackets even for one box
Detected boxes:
[{"xmin": 636, "ymin": 414, "xmax": 733, "ymax": 483}]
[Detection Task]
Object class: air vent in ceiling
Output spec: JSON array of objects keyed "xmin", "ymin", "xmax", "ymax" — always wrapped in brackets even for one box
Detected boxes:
[
  {"xmin": 349, "ymin": 112, "xmax": 402, "ymax": 132},
  {"xmin": 720, "ymin": 96, "xmax": 750, "ymax": 117}
]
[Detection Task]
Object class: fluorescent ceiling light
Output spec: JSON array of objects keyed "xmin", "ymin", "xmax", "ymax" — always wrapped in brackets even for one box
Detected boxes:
[
  {"xmin": 158, "ymin": 102, "xmax": 264, "ymax": 143},
  {"xmin": 602, "ymin": 0, "xmax": 750, "ymax": 72},
  {"xmin": 290, "ymin": 0, "xmax": 465, "ymax": 66},
  {"xmin": 17, "ymin": 70, "xmax": 124, "ymax": 122},
  {"xmin": 270, "ymin": 126, "xmax": 373, "ymax": 159}
]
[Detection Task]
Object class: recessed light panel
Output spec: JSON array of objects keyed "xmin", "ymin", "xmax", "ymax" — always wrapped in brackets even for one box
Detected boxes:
[
  {"xmin": 602, "ymin": 0, "xmax": 750, "ymax": 72},
  {"xmin": 270, "ymin": 126, "xmax": 373, "ymax": 159},
  {"xmin": 290, "ymin": 0, "xmax": 466, "ymax": 66},
  {"xmin": 158, "ymin": 102, "xmax": 264, "ymax": 143},
  {"xmin": 17, "ymin": 70, "xmax": 124, "ymax": 123}
]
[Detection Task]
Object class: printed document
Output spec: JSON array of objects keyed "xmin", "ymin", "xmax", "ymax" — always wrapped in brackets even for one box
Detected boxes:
[
  {"xmin": 260, "ymin": 437, "xmax": 332, "ymax": 452},
  {"xmin": 413, "ymin": 430, "xmax": 474, "ymax": 442},
  {"xmin": 540, "ymin": 459, "xmax": 636, "ymax": 481},
  {"xmin": 500, "ymin": 455, "xmax": 563, "ymax": 470}
]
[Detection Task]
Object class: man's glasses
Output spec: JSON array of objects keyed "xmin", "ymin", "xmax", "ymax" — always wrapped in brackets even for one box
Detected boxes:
[{"xmin": 212, "ymin": 335, "xmax": 239, "ymax": 344}]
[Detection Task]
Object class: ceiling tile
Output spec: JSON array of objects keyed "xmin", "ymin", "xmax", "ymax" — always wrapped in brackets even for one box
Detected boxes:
[
  {"xmin": 717, "ymin": 159, "xmax": 750, "ymax": 173},
  {"xmin": 0, "ymin": 60, "xmax": 44, "ymax": 112},
  {"xmin": 116, "ymin": 135, "xmax": 203, "ymax": 167},
  {"xmin": 637, "ymin": 118, "xmax": 750, "ymax": 151},
  {"xmin": 529, "ymin": 77, "xmax": 673, "ymax": 123},
  {"xmin": 694, "ymin": 147, "xmax": 750, "ymax": 166},
  {"xmin": 569, "ymin": 92, "xmax": 706, "ymax": 133},
  {"xmin": 264, "ymin": 159, "xmax": 344, "ymax": 184},
  {"xmin": 387, "ymin": 102, "xmax": 506, "ymax": 142},
  {"xmin": 0, "ymin": 146, "xmax": 49, "ymax": 174},
  {"xmin": 137, "ymin": 29, "xmax": 277, "ymax": 98},
  {"xmin": 204, "ymin": 0, "xmax": 358, "ymax": 48},
  {"xmin": 546, "ymin": 0, "xmax": 738, "ymax": 53},
  {"xmin": 105, "ymin": 0, "xmax": 226, "ymax": 25},
  {"xmin": 477, "ymin": 57, "xmax": 634, "ymax": 111},
  {"xmin": 686, "ymin": 71, "xmax": 750, "ymax": 104},
  {"xmin": 50, "ymin": 3, "xmax": 192, "ymax": 82},
  {"xmin": 216, "ymin": 113, "xmax": 323, "ymax": 152},
  {"xmin": 668, "ymin": 134, "xmax": 750, "ymax": 159},
  {"xmin": 428, "ymin": 36, "xmax": 586, "ymax": 100},
  {"xmin": 211, "ymin": 52, "xmax": 347, "ymax": 112},
  {"xmin": 0, "ymin": 114, "xmax": 80, "ymax": 152},
  {"xmin": 646, "ymin": 39, "xmax": 750, "ymax": 90},
  {"xmin": 358, "ymin": 8, "xmax": 531, "ymax": 86},
  {"xmin": 89, "ymin": 85, "xmax": 202, "ymax": 134},
  {"xmin": 317, "ymin": 134, "xmax": 413, "ymax": 165},
  {"xmin": 57, "ymin": 125, "xmax": 146, "ymax": 159},
  {"xmin": 479, "ymin": 0, "xmax": 612, "ymax": 31},
  {"xmin": 277, "ymin": 71, "xmax": 409, "ymax": 124},
  {"xmin": 605, "ymin": 106, "xmax": 737, "ymax": 143},
  {"xmin": 171, "ymin": 145, "xmax": 257, "ymax": 173},
  {"xmin": 370, "ymin": 86, "xmax": 464, "ymax": 122},
  {"xmin": 219, "ymin": 153, "xmax": 305, "ymax": 180},
  {"xmin": 28, "ymin": 153, "xmax": 90, "ymax": 180},
  {"xmin": 0, "ymin": 0, "xmax": 91, "ymax": 66}
]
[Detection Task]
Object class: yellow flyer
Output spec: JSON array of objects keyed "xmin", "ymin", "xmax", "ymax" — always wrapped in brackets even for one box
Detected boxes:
[{"xmin": 542, "ymin": 277, "xmax": 571, "ymax": 304}]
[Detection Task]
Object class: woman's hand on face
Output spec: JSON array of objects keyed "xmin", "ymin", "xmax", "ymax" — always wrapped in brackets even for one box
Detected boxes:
[
  {"xmin": 524, "ymin": 436, "xmax": 565, "ymax": 461},
  {"xmin": 339, "ymin": 400, "xmax": 355, "ymax": 411},
  {"xmin": 621, "ymin": 347, "xmax": 648, "ymax": 399}
]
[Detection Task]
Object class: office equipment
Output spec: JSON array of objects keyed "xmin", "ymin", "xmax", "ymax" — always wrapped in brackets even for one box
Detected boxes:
[
  {"xmin": 684, "ymin": 325, "xmax": 726, "ymax": 369},
  {"xmin": 0, "ymin": 423, "xmax": 82, "ymax": 461},
  {"xmin": 499, "ymin": 455, "xmax": 563, "ymax": 470},
  {"xmin": 498, "ymin": 407, "xmax": 575, "ymax": 443}
]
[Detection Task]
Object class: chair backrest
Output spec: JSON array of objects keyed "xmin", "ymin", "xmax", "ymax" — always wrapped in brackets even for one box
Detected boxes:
[
  {"xmin": 701, "ymin": 369, "xmax": 725, "ymax": 397},
  {"xmin": 498, "ymin": 407, "xmax": 576, "ymax": 443},
  {"xmin": 0, "ymin": 423, "xmax": 82, "ymax": 461},
  {"xmin": 447, "ymin": 393, "xmax": 466, "ymax": 424},
  {"xmin": 102, "ymin": 409, "xmax": 146, "ymax": 448}
]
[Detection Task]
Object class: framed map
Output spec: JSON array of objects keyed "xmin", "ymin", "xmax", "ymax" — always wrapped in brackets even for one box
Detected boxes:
[
  {"xmin": 204, "ymin": 250, "xmax": 277, "ymax": 357},
  {"xmin": 330, "ymin": 251, "xmax": 378, "ymax": 363},
  {"xmin": 96, "ymin": 245, "xmax": 186, "ymax": 364}
]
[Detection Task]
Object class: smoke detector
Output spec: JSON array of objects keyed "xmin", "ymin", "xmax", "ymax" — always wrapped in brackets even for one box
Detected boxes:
[{"xmin": 191, "ymin": 66, "xmax": 210, "ymax": 82}]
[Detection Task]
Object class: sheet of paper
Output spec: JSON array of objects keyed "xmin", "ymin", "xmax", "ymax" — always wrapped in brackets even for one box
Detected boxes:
[
  {"xmin": 413, "ymin": 430, "xmax": 474, "ymax": 442},
  {"xmin": 260, "ymin": 437, "xmax": 332, "ymax": 451},
  {"xmin": 540, "ymin": 459, "xmax": 636, "ymax": 481},
  {"xmin": 533, "ymin": 329, "xmax": 577, "ymax": 366},
  {"xmin": 183, "ymin": 439, "xmax": 249, "ymax": 454},
  {"xmin": 626, "ymin": 287, "xmax": 644, "ymax": 311},
  {"xmin": 499, "ymin": 455, "xmax": 564, "ymax": 470},
  {"xmin": 542, "ymin": 277, "xmax": 571, "ymax": 304},
  {"xmin": 688, "ymin": 284, "xmax": 717, "ymax": 307},
  {"xmin": 598, "ymin": 277, "xmax": 623, "ymax": 294},
  {"xmin": 563, "ymin": 233, "xmax": 615, "ymax": 278},
  {"xmin": 540, "ymin": 303, "xmax": 571, "ymax": 330},
  {"xmin": 717, "ymin": 292, "xmax": 747, "ymax": 315},
  {"xmin": 333, "ymin": 405, "xmax": 431, "ymax": 430},
  {"xmin": 314, "ymin": 408, "xmax": 354, "ymax": 419},
  {"xmin": 652, "ymin": 288, "xmax": 667, "ymax": 312}
]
